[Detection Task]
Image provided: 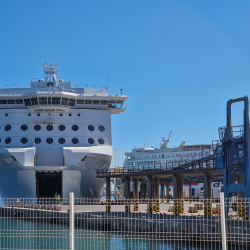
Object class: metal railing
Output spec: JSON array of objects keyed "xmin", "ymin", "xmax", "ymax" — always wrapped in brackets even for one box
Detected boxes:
[
  {"xmin": 1, "ymin": 193, "xmax": 250, "ymax": 249},
  {"xmin": 97, "ymin": 148, "xmax": 216, "ymax": 176}
]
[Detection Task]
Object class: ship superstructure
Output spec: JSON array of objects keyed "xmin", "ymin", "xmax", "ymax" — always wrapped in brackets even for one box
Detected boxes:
[
  {"xmin": 0, "ymin": 63, "xmax": 127, "ymax": 198},
  {"xmin": 124, "ymin": 131, "xmax": 211, "ymax": 168}
]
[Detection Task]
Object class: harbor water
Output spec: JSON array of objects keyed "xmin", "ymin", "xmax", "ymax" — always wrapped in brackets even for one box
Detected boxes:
[{"xmin": 0, "ymin": 218, "xmax": 217, "ymax": 250}]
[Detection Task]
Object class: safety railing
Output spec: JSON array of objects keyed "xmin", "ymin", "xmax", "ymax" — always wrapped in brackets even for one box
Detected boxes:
[
  {"xmin": 1, "ymin": 193, "xmax": 250, "ymax": 249},
  {"xmin": 97, "ymin": 148, "xmax": 216, "ymax": 176}
]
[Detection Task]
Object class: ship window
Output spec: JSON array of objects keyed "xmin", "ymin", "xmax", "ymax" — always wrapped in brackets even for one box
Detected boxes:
[
  {"xmin": 77, "ymin": 99, "xmax": 85, "ymax": 104},
  {"xmin": 48, "ymin": 97, "xmax": 51, "ymax": 105},
  {"xmin": 77, "ymin": 113, "xmax": 81, "ymax": 116},
  {"xmin": 88, "ymin": 125, "xmax": 94, "ymax": 131},
  {"xmin": 85, "ymin": 100, "xmax": 92, "ymax": 104},
  {"xmin": 46, "ymin": 137, "xmax": 53, "ymax": 144},
  {"xmin": 21, "ymin": 124, "xmax": 28, "ymax": 131},
  {"xmin": 52, "ymin": 97, "xmax": 61, "ymax": 105},
  {"xmin": 28, "ymin": 113, "xmax": 31, "ymax": 116},
  {"xmin": 24, "ymin": 99, "xmax": 31, "ymax": 106},
  {"xmin": 58, "ymin": 125, "xmax": 66, "ymax": 131},
  {"xmin": 93, "ymin": 100, "xmax": 100, "ymax": 105},
  {"xmin": 34, "ymin": 124, "xmax": 41, "ymax": 131},
  {"xmin": 35, "ymin": 137, "xmax": 41, "ymax": 144},
  {"xmin": 68, "ymin": 99, "xmax": 75, "ymax": 106},
  {"xmin": 5, "ymin": 113, "xmax": 8, "ymax": 117},
  {"xmin": 8, "ymin": 100, "xmax": 15, "ymax": 104},
  {"xmin": 5, "ymin": 137, "xmax": 11, "ymax": 144},
  {"xmin": 38, "ymin": 97, "xmax": 47, "ymax": 105},
  {"xmin": 5, "ymin": 125, "xmax": 11, "ymax": 131},
  {"xmin": 88, "ymin": 138, "xmax": 94, "ymax": 144},
  {"xmin": 98, "ymin": 125, "xmax": 105, "ymax": 132},
  {"xmin": 0, "ymin": 100, "xmax": 7, "ymax": 104},
  {"xmin": 101, "ymin": 100, "xmax": 108, "ymax": 105},
  {"xmin": 47, "ymin": 82, "xmax": 54, "ymax": 87},
  {"xmin": 98, "ymin": 138, "xmax": 105, "ymax": 145},
  {"xmin": 59, "ymin": 113, "xmax": 63, "ymax": 116},
  {"xmin": 72, "ymin": 125, "xmax": 79, "ymax": 131},
  {"xmin": 37, "ymin": 113, "xmax": 40, "ymax": 116},
  {"xmin": 31, "ymin": 98, "xmax": 38, "ymax": 105},
  {"xmin": 16, "ymin": 99, "xmax": 23, "ymax": 104},
  {"xmin": 116, "ymin": 101, "xmax": 123, "ymax": 108},
  {"xmin": 58, "ymin": 138, "xmax": 65, "ymax": 144},
  {"xmin": 69, "ymin": 113, "xmax": 72, "ymax": 116},
  {"xmin": 21, "ymin": 137, "xmax": 28, "ymax": 144},
  {"xmin": 61, "ymin": 98, "xmax": 68, "ymax": 106},
  {"xmin": 72, "ymin": 138, "xmax": 79, "ymax": 144},
  {"xmin": 108, "ymin": 101, "xmax": 116, "ymax": 108},
  {"xmin": 46, "ymin": 125, "xmax": 53, "ymax": 131}
]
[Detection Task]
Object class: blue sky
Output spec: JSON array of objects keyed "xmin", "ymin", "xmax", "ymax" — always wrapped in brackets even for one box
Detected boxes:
[{"xmin": 0, "ymin": 1, "xmax": 249, "ymax": 166}]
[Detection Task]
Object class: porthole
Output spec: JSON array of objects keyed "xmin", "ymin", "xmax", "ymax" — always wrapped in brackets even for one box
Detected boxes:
[
  {"xmin": 46, "ymin": 137, "xmax": 53, "ymax": 144},
  {"xmin": 5, "ymin": 113, "xmax": 8, "ymax": 117},
  {"xmin": 35, "ymin": 137, "xmax": 41, "ymax": 144},
  {"xmin": 20, "ymin": 137, "xmax": 28, "ymax": 144},
  {"xmin": 37, "ymin": 113, "xmax": 40, "ymax": 116},
  {"xmin": 72, "ymin": 138, "xmax": 79, "ymax": 144},
  {"xmin": 0, "ymin": 139, "xmax": 1, "ymax": 143},
  {"xmin": 58, "ymin": 125, "xmax": 66, "ymax": 131},
  {"xmin": 46, "ymin": 125, "xmax": 53, "ymax": 131},
  {"xmin": 69, "ymin": 113, "xmax": 72, "ymax": 116},
  {"xmin": 77, "ymin": 113, "xmax": 81, "ymax": 116},
  {"xmin": 88, "ymin": 138, "xmax": 94, "ymax": 144},
  {"xmin": 72, "ymin": 125, "xmax": 79, "ymax": 131},
  {"xmin": 5, "ymin": 125, "xmax": 11, "ymax": 131},
  {"xmin": 98, "ymin": 138, "xmax": 105, "ymax": 145},
  {"xmin": 88, "ymin": 125, "xmax": 94, "ymax": 131},
  {"xmin": 58, "ymin": 138, "xmax": 65, "ymax": 144},
  {"xmin": 34, "ymin": 125, "xmax": 41, "ymax": 131},
  {"xmin": 21, "ymin": 124, "xmax": 28, "ymax": 131},
  {"xmin": 5, "ymin": 137, "xmax": 11, "ymax": 144},
  {"xmin": 98, "ymin": 125, "xmax": 105, "ymax": 132},
  {"xmin": 28, "ymin": 113, "xmax": 31, "ymax": 116},
  {"xmin": 59, "ymin": 113, "xmax": 63, "ymax": 116}
]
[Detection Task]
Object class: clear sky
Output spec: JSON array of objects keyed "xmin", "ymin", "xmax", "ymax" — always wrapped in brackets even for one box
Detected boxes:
[{"xmin": 0, "ymin": 1, "xmax": 249, "ymax": 167}]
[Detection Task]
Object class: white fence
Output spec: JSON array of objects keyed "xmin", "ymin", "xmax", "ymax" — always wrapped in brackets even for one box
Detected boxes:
[{"xmin": 0, "ymin": 193, "xmax": 250, "ymax": 250}]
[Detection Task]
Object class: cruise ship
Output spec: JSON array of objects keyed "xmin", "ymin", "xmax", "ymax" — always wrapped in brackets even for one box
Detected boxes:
[
  {"xmin": 124, "ymin": 131, "xmax": 211, "ymax": 168},
  {"xmin": 0, "ymin": 63, "xmax": 127, "ymax": 198}
]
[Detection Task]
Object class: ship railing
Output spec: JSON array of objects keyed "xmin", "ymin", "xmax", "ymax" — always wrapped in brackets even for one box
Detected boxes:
[{"xmin": 219, "ymin": 125, "xmax": 244, "ymax": 141}]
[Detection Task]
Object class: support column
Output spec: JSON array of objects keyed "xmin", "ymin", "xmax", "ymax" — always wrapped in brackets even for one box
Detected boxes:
[
  {"xmin": 189, "ymin": 182, "xmax": 192, "ymax": 197},
  {"xmin": 133, "ymin": 178, "xmax": 139, "ymax": 199},
  {"xmin": 161, "ymin": 183, "xmax": 164, "ymax": 198},
  {"xmin": 106, "ymin": 178, "xmax": 111, "ymax": 200},
  {"xmin": 166, "ymin": 183, "xmax": 169, "ymax": 198},
  {"xmin": 204, "ymin": 172, "xmax": 212, "ymax": 199},
  {"xmin": 125, "ymin": 177, "xmax": 130, "ymax": 199},
  {"xmin": 147, "ymin": 175, "xmax": 153, "ymax": 199},
  {"xmin": 155, "ymin": 177, "xmax": 160, "ymax": 199},
  {"xmin": 173, "ymin": 174, "xmax": 184, "ymax": 199}
]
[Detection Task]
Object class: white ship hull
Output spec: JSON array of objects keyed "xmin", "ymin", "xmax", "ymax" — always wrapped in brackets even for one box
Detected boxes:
[{"xmin": 0, "ymin": 146, "xmax": 112, "ymax": 198}]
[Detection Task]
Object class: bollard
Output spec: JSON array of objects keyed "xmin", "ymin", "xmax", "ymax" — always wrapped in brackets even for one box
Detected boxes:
[
  {"xmin": 161, "ymin": 196, "xmax": 164, "ymax": 203},
  {"xmin": 242, "ymin": 203, "xmax": 249, "ymax": 220},
  {"xmin": 167, "ymin": 196, "xmax": 170, "ymax": 203},
  {"xmin": 148, "ymin": 200, "xmax": 153, "ymax": 214},
  {"xmin": 106, "ymin": 199, "xmax": 111, "ymax": 212},
  {"xmin": 238, "ymin": 202, "xmax": 242, "ymax": 216},
  {"xmin": 133, "ymin": 199, "xmax": 138, "ymax": 211},
  {"xmin": 174, "ymin": 201, "xmax": 179, "ymax": 216},
  {"xmin": 155, "ymin": 199, "xmax": 160, "ymax": 213},
  {"xmin": 204, "ymin": 201, "xmax": 212, "ymax": 218},
  {"xmin": 125, "ymin": 199, "xmax": 131, "ymax": 213},
  {"xmin": 179, "ymin": 200, "xmax": 184, "ymax": 214},
  {"xmin": 189, "ymin": 196, "xmax": 192, "ymax": 203}
]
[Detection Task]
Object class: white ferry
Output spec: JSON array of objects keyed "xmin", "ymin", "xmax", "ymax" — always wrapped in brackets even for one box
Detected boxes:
[
  {"xmin": 0, "ymin": 63, "xmax": 127, "ymax": 198},
  {"xmin": 124, "ymin": 131, "xmax": 211, "ymax": 168}
]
